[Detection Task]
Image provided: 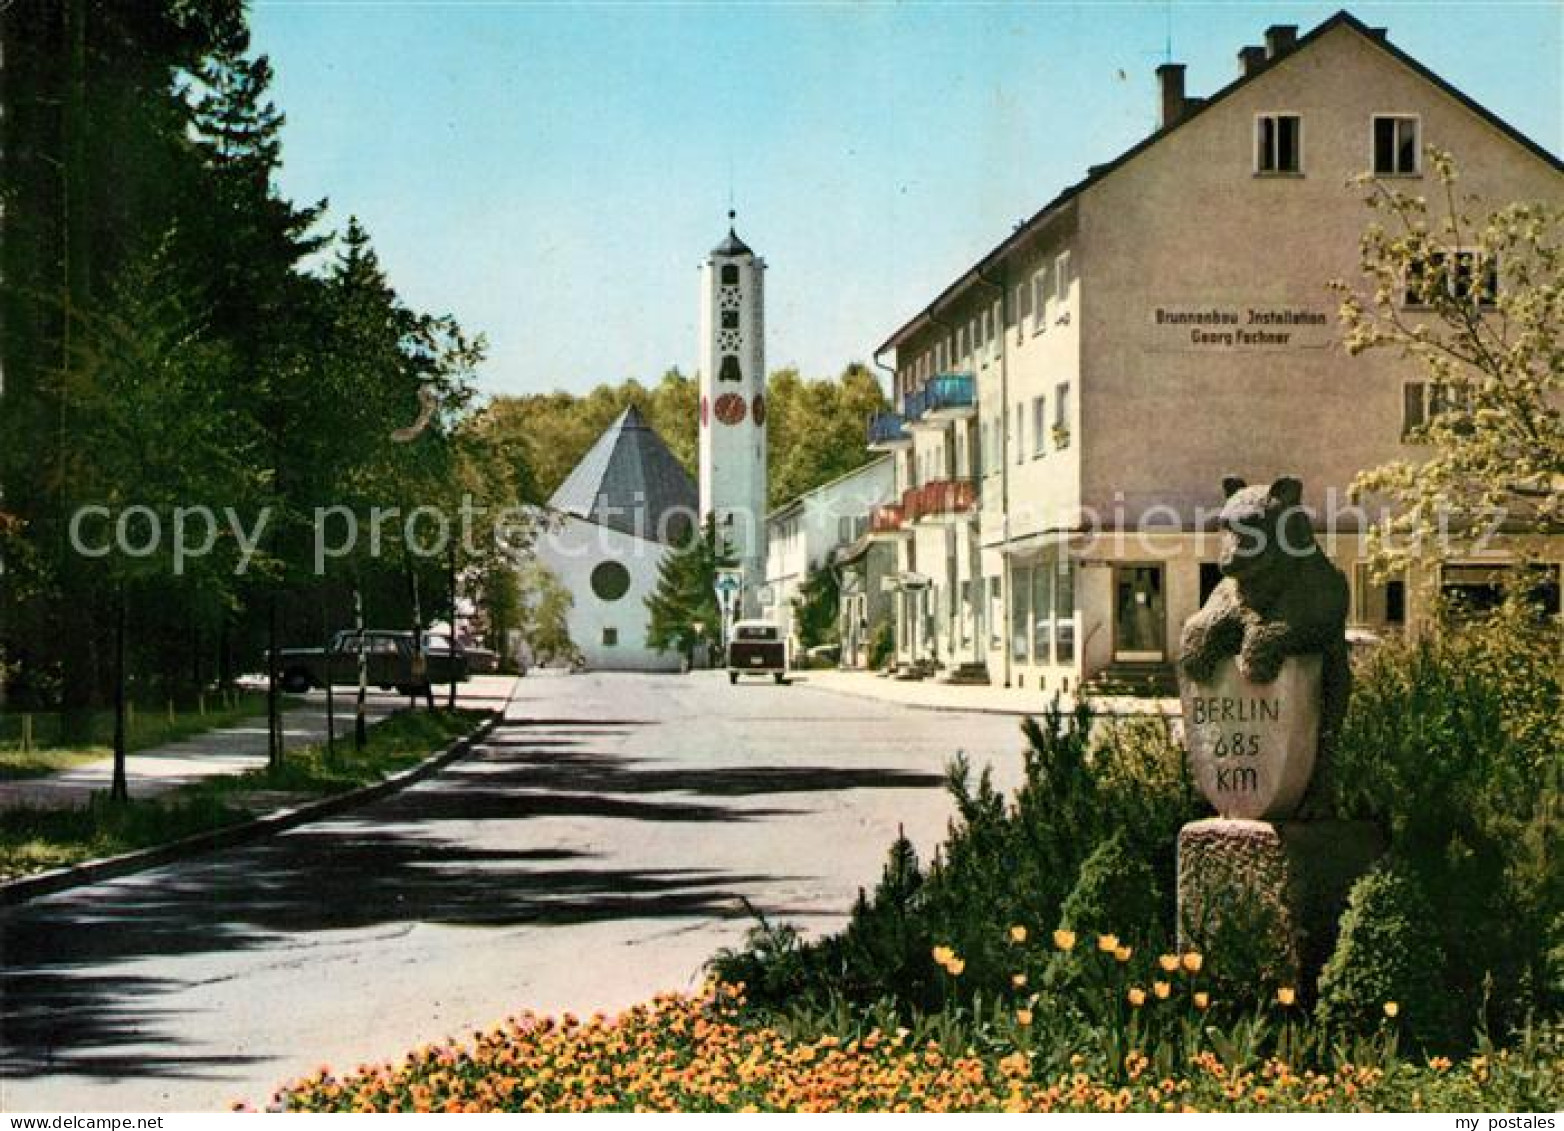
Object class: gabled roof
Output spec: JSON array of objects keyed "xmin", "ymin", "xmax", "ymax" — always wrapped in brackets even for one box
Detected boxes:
[
  {"xmin": 548, "ymin": 406, "xmax": 697, "ymax": 543},
  {"xmin": 876, "ymin": 9, "xmax": 1563, "ymax": 356}
]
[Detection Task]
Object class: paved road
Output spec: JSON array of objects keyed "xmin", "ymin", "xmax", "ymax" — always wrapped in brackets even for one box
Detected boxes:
[{"xmin": 0, "ymin": 671, "xmax": 1028, "ymax": 1112}]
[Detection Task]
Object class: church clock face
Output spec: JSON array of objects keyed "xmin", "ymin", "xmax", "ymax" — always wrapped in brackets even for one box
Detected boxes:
[{"xmin": 714, "ymin": 392, "xmax": 747, "ymax": 426}]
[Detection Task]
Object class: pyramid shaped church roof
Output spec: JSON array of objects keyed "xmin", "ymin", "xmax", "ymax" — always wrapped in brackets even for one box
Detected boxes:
[{"xmin": 548, "ymin": 406, "xmax": 697, "ymax": 543}]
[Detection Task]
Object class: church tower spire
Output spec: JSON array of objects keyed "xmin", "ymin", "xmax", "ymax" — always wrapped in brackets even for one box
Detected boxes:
[{"xmin": 697, "ymin": 212, "xmax": 768, "ymax": 616}]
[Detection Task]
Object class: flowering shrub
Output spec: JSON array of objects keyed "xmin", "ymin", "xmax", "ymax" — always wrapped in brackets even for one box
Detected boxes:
[{"xmin": 267, "ymin": 982, "xmax": 1561, "ymax": 1113}]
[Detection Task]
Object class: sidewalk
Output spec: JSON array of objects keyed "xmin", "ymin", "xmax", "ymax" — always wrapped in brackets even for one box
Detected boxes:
[
  {"xmin": 0, "ymin": 675, "xmax": 517, "ymax": 810},
  {"xmin": 796, "ymin": 669, "xmax": 1181, "ymax": 719}
]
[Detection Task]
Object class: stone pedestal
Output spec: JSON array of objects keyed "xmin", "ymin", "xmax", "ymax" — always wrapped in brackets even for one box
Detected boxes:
[{"xmin": 1177, "ymin": 817, "xmax": 1385, "ymax": 988}]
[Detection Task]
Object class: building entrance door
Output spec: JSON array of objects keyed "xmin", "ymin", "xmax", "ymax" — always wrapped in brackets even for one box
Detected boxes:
[{"xmin": 1113, "ymin": 564, "xmax": 1166, "ymax": 662}]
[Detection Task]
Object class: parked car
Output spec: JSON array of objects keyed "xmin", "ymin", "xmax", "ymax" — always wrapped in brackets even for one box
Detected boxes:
[
  {"xmin": 275, "ymin": 630, "xmax": 470, "ymax": 695},
  {"xmin": 726, "ymin": 620, "xmax": 787, "ymax": 684}
]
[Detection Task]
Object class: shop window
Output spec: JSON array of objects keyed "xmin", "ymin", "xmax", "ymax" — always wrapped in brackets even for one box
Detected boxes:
[
  {"xmin": 988, "ymin": 576, "xmax": 1004, "ymax": 650},
  {"xmin": 1373, "ymin": 115, "xmax": 1420, "ymax": 175},
  {"xmin": 1056, "ymin": 559, "xmax": 1077, "ymax": 664},
  {"xmin": 1031, "ymin": 565, "xmax": 1053, "ymax": 663},
  {"xmin": 1011, "ymin": 565, "xmax": 1031, "ymax": 662},
  {"xmin": 1256, "ymin": 113, "xmax": 1302, "ymax": 173}
]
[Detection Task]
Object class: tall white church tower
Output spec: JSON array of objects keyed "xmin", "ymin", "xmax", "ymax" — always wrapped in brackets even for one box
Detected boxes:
[{"xmin": 698, "ymin": 212, "xmax": 768, "ymax": 615}]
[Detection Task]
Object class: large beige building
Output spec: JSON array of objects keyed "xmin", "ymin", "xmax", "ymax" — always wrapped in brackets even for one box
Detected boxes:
[{"xmin": 865, "ymin": 12, "xmax": 1562, "ymax": 694}]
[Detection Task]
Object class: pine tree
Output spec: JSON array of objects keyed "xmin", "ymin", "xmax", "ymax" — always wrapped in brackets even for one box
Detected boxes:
[{"xmin": 645, "ymin": 516, "xmax": 729, "ymax": 663}]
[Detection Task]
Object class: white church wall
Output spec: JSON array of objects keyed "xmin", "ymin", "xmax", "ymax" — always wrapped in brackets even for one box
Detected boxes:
[{"xmin": 532, "ymin": 513, "xmax": 683, "ymax": 672}]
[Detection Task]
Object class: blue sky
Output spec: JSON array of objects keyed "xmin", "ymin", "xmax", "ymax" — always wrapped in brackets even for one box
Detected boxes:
[{"xmin": 250, "ymin": 1, "xmax": 1562, "ymax": 399}]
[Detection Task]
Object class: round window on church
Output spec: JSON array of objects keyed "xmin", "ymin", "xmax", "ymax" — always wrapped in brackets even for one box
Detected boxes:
[{"xmin": 591, "ymin": 560, "xmax": 631, "ymax": 602}]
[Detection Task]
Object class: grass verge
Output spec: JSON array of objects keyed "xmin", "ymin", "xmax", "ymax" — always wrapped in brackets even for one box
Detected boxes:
[
  {"xmin": 0, "ymin": 691, "xmax": 274, "ymax": 780},
  {"xmin": 0, "ymin": 708, "xmax": 486, "ymax": 880}
]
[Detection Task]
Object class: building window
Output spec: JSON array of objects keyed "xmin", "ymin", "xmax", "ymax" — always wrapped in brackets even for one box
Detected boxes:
[
  {"xmin": 1017, "ymin": 282, "xmax": 1033, "ymax": 339},
  {"xmin": 1015, "ymin": 404, "xmax": 1025, "ymax": 465},
  {"xmin": 591, "ymin": 560, "xmax": 631, "ymax": 602},
  {"xmin": 968, "ymin": 317, "xmax": 978, "ymax": 361},
  {"xmin": 1404, "ymin": 249, "xmax": 1498, "ymax": 308},
  {"xmin": 1373, "ymin": 115, "xmax": 1420, "ymax": 176},
  {"xmin": 1054, "ymin": 382, "xmax": 1072, "ymax": 448},
  {"xmin": 720, "ymin": 264, "xmax": 739, "ymax": 285},
  {"xmin": 1031, "ymin": 564, "xmax": 1052, "ymax": 664},
  {"xmin": 1053, "ymin": 253, "xmax": 1071, "ymax": 304},
  {"xmin": 1402, "ymin": 381, "xmax": 1427, "ymax": 439},
  {"xmin": 1256, "ymin": 113, "xmax": 1302, "ymax": 173},
  {"xmin": 721, "ymin": 309, "xmax": 740, "ymax": 330},
  {"xmin": 1031, "ymin": 397, "xmax": 1046, "ymax": 458},
  {"xmin": 1055, "ymin": 558, "xmax": 1076, "ymax": 664},
  {"xmin": 1354, "ymin": 563, "xmax": 1408, "ymax": 626},
  {"xmin": 1011, "ymin": 565, "xmax": 1032, "ymax": 662},
  {"xmin": 602, "ymin": 627, "xmax": 619, "ymax": 647},
  {"xmin": 1032, "ymin": 268, "xmax": 1049, "ymax": 333},
  {"xmin": 991, "ymin": 300, "xmax": 1003, "ymax": 356}
]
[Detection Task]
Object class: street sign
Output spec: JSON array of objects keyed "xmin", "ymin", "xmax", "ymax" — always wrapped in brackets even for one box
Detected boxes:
[{"xmin": 714, "ymin": 569, "xmax": 744, "ymax": 599}]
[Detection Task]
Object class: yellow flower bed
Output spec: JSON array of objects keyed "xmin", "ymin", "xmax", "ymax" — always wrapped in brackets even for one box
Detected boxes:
[{"xmin": 266, "ymin": 984, "xmax": 1554, "ymax": 1113}]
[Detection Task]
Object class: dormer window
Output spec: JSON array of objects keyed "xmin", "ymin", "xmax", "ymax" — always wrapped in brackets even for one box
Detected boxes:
[{"xmin": 1256, "ymin": 113, "xmax": 1302, "ymax": 174}]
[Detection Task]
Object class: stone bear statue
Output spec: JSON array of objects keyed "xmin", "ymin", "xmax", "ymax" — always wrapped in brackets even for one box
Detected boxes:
[{"xmin": 1179, "ymin": 476, "xmax": 1351, "ymax": 817}]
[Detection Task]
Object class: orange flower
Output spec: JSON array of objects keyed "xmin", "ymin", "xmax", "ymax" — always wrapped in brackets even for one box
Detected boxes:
[
  {"xmin": 1011, "ymin": 973, "xmax": 1028, "ymax": 989},
  {"xmin": 1008, "ymin": 925, "xmax": 1028, "ymax": 944},
  {"xmin": 1015, "ymin": 1008, "xmax": 1033, "ymax": 1026},
  {"xmin": 1276, "ymin": 987, "xmax": 1296, "ymax": 1007},
  {"xmin": 1383, "ymin": 1001, "xmax": 1399, "ymax": 1018},
  {"xmin": 1157, "ymin": 953, "xmax": 1180, "ymax": 973},
  {"xmin": 1192, "ymin": 991, "xmax": 1210, "ymax": 1011},
  {"xmin": 1153, "ymin": 980, "xmax": 1171, "ymax": 1000},
  {"xmin": 1052, "ymin": 929, "xmax": 1077, "ymax": 952},
  {"xmin": 932, "ymin": 945, "xmax": 954, "ymax": 966},
  {"xmin": 1096, "ymin": 933, "xmax": 1120, "ymax": 953},
  {"xmin": 1127, "ymin": 987, "xmax": 1147, "ymax": 1007},
  {"xmin": 1113, "ymin": 945, "xmax": 1133, "ymax": 963},
  {"xmin": 945, "ymin": 957, "xmax": 966, "ymax": 977},
  {"xmin": 1181, "ymin": 952, "xmax": 1203, "ymax": 974}
]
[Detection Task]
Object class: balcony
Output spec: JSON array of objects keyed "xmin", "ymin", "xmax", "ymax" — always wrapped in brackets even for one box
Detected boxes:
[
  {"xmin": 867, "ymin": 503, "xmax": 909, "ymax": 539},
  {"xmin": 904, "ymin": 477, "xmax": 978, "ymax": 523},
  {"xmin": 903, "ymin": 373, "xmax": 976, "ymax": 427},
  {"xmin": 866, "ymin": 410, "xmax": 911, "ymax": 450}
]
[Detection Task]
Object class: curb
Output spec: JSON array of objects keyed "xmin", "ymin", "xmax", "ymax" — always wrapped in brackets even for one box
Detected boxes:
[
  {"xmin": 0, "ymin": 713, "xmax": 501, "ymax": 908},
  {"xmin": 797, "ymin": 676, "xmax": 1181, "ymax": 720}
]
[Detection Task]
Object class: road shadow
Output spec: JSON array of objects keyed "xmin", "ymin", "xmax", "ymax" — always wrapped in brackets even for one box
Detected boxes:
[{"xmin": 0, "ymin": 716, "xmax": 945, "ymax": 1084}]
